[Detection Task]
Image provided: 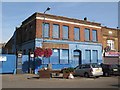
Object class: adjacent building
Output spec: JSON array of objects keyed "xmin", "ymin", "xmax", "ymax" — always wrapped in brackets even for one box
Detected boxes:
[
  {"xmin": 102, "ymin": 27, "xmax": 119, "ymax": 52},
  {"xmin": 118, "ymin": 29, "xmax": 120, "ymax": 52},
  {"xmin": 5, "ymin": 12, "xmax": 103, "ymax": 70},
  {"xmin": 102, "ymin": 26, "xmax": 120, "ymax": 64},
  {"xmin": 0, "ymin": 43, "xmax": 6, "ymax": 54}
]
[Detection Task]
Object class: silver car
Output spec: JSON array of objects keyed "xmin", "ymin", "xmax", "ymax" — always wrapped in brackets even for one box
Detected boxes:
[{"xmin": 74, "ymin": 63, "xmax": 103, "ymax": 78}]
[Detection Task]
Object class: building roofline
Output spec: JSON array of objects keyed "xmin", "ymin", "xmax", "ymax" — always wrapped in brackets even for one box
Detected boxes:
[
  {"xmin": 22, "ymin": 12, "xmax": 101, "ymax": 27},
  {"xmin": 102, "ymin": 26, "xmax": 120, "ymax": 30}
]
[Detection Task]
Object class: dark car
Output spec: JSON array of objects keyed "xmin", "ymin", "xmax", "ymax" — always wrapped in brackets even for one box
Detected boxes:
[{"xmin": 101, "ymin": 64, "xmax": 120, "ymax": 76}]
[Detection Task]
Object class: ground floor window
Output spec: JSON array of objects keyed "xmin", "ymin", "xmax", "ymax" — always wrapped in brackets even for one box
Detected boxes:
[
  {"xmin": 44, "ymin": 49, "xmax": 59, "ymax": 64},
  {"xmin": 50, "ymin": 49, "xmax": 59, "ymax": 64},
  {"xmin": 85, "ymin": 50, "xmax": 91, "ymax": 63},
  {"xmin": 60, "ymin": 49, "xmax": 69, "ymax": 64},
  {"xmin": 44, "ymin": 58, "xmax": 50, "ymax": 64},
  {"xmin": 92, "ymin": 50, "xmax": 98, "ymax": 63},
  {"xmin": 44, "ymin": 49, "xmax": 99, "ymax": 65},
  {"xmin": 43, "ymin": 49, "xmax": 69, "ymax": 64}
]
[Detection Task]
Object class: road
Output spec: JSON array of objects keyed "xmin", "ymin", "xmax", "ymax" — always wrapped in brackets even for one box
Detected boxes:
[{"xmin": 2, "ymin": 74, "xmax": 119, "ymax": 88}]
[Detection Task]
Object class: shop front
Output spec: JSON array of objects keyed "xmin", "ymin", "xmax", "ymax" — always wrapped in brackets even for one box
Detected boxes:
[{"xmin": 103, "ymin": 51, "xmax": 120, "ymax": 65}]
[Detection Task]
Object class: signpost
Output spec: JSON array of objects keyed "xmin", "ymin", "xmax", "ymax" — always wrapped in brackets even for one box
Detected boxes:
[
  {"xmin": 16, "ymin": 51, "xmax": 22, "ymax": 74},
  {"xmin": 29, "ymin": 52, "xmax": 35, "ymax": 74}
]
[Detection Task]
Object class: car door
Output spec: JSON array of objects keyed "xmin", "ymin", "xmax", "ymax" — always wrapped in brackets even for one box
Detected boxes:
[
  {"xmin": 74, "ymin": 65, "xmax": 82, "ymax": 76},
  {"xmin": 80, "ymin": 65, "xmax": 86, "ymax": 76}
]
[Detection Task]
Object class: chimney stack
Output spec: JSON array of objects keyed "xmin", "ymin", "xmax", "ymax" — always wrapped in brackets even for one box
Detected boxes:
[{"xmin": 84, "ymin": 17, "xmax": 87, "ymax": 21}]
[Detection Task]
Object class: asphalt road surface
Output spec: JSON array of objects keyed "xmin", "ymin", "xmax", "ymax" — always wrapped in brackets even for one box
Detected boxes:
[{"xmin": 2, "ymin": 74, "xmax": 120, "ymax": 88}]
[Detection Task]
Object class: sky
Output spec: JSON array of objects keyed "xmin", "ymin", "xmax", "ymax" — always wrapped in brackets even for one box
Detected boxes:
[{"xmin": 1, "ymin": 2, "xmax": 119, "ymax": 43}]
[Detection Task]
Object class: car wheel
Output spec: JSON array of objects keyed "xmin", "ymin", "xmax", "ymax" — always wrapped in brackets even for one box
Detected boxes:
[
  {"xmin": 84, "ymin": 73, "xmax": 89, "ymax": 78},
  {"xmin": 95, "ymin": 76, "xmax": 99, "ymax": 78},
  {"xmin": 104, "ymin": 72, "xmax": 109, "ymax": 77}
]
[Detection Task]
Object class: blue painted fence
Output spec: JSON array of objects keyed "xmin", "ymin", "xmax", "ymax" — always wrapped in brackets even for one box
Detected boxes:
[
  {"xmin": 0, "ymin": 54, "xmax": 102, "ymax": 74},
  {"xmin": 0, "ymin": 54, "xmax": 29, "ymax": 74},
  {"xmin": 0, "ymin": 54, "xmax": 16, "ymax": 74}
]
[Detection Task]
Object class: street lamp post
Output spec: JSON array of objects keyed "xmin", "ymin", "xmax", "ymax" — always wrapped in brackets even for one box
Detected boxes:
[
  {"xmin": 42, "ymin": 7, "xmax": 51, "ymax": 45},
  {"xmin": 117, "ymin": 27, "xmax": 120, "ymax": 66},
  {"xmin": 42, "ymin": 7, "xmax": 51, "ymax": 67}
]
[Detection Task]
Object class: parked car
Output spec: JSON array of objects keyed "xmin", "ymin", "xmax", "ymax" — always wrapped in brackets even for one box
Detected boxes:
[
  {"xmin": 101, "ymin": 64, "xmax": 120, "ymax": 76},
  {"xmin": 74, "ymin": 63, "xmax": 103, "ymax": 78}
]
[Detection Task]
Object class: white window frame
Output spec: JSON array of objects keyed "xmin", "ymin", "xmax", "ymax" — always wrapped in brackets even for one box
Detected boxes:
[{"xmin": 107, "ymin": 40, "xmax": 114, "ymax": 50}]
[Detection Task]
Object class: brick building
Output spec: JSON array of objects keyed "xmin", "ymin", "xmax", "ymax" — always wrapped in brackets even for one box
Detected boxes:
[
  {"xmin": 102, "ymin": 27, "xmax": 119, "ymax": 52},
  {"xmin": 102, "ymin": 26, "xmax": 120, "ymax": 64},
  {"xmin": 5, "ymin": 12, "xmax": 103, "ymax": 70}
]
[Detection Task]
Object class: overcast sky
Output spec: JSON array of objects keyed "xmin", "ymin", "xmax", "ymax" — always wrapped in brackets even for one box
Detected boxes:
[{"xmin": 1, "ymin": 2, "xmax": 119, "ymax": 43}]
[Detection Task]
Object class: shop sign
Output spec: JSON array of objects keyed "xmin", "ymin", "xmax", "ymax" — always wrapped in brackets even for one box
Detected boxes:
[
  {"xmin": 105, "ymin": 52, "xmax": 119, "ymax": 57},
  {"xmin": 0, "ymin": 56, "xmax": 7, "ymax": 61}
]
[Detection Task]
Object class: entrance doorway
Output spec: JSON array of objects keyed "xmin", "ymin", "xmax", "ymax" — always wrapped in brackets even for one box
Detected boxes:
[{"xmin": 73, "ymin": 50, "xmax": 82, "ymax": 67}]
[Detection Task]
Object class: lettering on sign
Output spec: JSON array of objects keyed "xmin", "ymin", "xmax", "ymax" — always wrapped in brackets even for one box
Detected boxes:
[
  {"xmin": 105, "ymin": 52, "xmax": 120, "ymax": 57},
  {"xmin": 0, "ymin": 56, "xmax": 7, "ymax": 61}
]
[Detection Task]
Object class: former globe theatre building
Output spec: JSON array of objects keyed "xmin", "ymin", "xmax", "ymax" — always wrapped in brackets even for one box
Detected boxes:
[{"xmin": 5, "ymin": 12, "xmax": 103, "ymax": 70}]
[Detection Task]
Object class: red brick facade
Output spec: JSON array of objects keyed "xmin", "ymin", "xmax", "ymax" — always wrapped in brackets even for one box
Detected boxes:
[
  {"xmin": 5, "ymin": 12, "xmax": 112, "ymax": 54},
  {"xmin": 35, "ymin": 19, "xmax": 102, "ymax": 43},
  {"xmin": 6, "ymin": 12, "xmax": 102, "ymax": 52},
  {"xmin": 102, "ymin": 27, "xmax": 119, "ymax": 52},
  {"xmin": 18, "ymin": 12, "xmax": 102, "ymax": 45},
  {"xmin": 5, "ymin": 12, "xmax": 120, "ymax": 55}
]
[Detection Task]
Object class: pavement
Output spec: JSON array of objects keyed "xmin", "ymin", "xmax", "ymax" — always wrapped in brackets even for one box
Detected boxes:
[{"xmin": 1, "ymin": 74, "xmax": 120, "ymax": 88}]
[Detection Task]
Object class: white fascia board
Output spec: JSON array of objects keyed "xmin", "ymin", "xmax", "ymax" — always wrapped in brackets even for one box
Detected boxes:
[{"xmin": 36, "ymin": 17, "xmax": 101, "ymax": 29}]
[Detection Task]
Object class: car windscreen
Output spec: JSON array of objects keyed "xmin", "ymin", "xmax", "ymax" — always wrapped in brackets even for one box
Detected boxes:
[
  {"xmin": 74, "ymin": 66, "xmax": 79, "ymax": 69},
  {"xmin": 110, "ymin": 65, "xmax": 118, "ymax": 68},
  {"xmin": 91, "ymin": 64, "xmax": 101, "ymax": 68}
]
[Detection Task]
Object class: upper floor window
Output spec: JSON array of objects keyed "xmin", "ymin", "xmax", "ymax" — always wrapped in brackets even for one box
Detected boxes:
[
  {"xmin": 107, "ymin": 40, "xmax": 114, "ymax": 50},
  {"xmin": 42, "ymin": 23, "xmax": 50, "ymax": 38},
  {"xmin": 74, "ymin": 27, "xmax": 80, "ymax": 40},
  {"xmin": 53, "ymin": 24, "xmax": 60, "ymax": 38},
  {"xmin": 25, "ymin": 27, "xmax": 28, "ymax": 32},
  {"xmin": 63, "ymin": 25, "xmax": 69, "ymax": 39},
  {"xmin": 28, "ymin": 31, "xmax": 32, "ymax": 40},
  {"xmin": 30, "ymin": 24, "xmax": 33, "ymax": 28},
  {"xmin": 92, "ymin": 30, "xmax": 97, "ymax": 42},
  {"xmin": 85, "ymin": 28, "xmax": 90, "ymax": 41}
]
